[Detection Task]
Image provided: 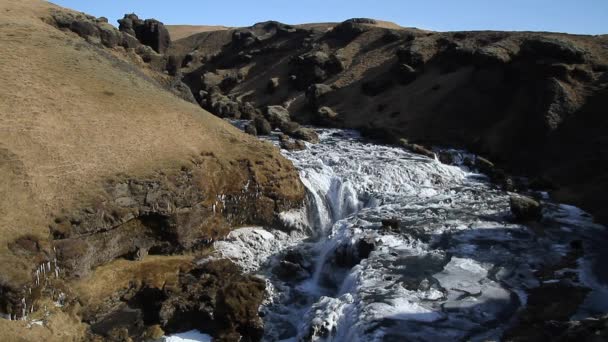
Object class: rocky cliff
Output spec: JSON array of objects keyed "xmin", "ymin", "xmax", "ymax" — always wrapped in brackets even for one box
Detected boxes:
[
  {"xmin": 170, "ymin": 18, "xmax": 608, "ymax": 224},
  {"xmin": 0, "ymin": 1, "xmax": 304, "ymax": 340}
]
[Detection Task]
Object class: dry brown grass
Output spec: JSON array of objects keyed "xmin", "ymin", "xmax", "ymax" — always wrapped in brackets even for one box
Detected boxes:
[
  {"xmin": 0, "ymin": 0, "xmax": 292, "ymax": 288},
  {"xmin": 167, "ymin": 24, "xmax": 230, "ymax": 41}
]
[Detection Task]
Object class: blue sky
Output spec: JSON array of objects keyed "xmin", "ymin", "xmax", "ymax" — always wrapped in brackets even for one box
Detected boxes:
[{"xmin": 49, "ymin": 0, "xmax": 607, "ymax": 35}]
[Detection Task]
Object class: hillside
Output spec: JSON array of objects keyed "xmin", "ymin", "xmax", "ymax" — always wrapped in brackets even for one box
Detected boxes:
[
  {"xmin": 169, "ymin": 18, "xmax": 608, "ymax": 224},
  {"xmin": 0, "ymin": 0, "xmax": 303, "ymax": 340},
  {"xmin": 167, "ymin": 24, "xmax": 230, "ymax": 41}
]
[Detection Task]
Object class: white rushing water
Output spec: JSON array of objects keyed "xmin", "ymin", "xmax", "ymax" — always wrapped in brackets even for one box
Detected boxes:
[{"xmin": 210, "ymin": 126, "xmax": 608, "ymax": 342}]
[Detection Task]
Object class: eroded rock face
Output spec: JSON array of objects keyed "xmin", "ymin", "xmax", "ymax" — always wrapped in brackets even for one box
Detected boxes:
[
  {"xmin": 119, "ymin": 14, "xmax": 171, "ymax": 54},
  {"xmin": 84, "ymin": 259, "xmax": 266, "ymax": 342},
  {"xmin": 159, "ymin": 260, "xmax": 266, "ymax": 341}
]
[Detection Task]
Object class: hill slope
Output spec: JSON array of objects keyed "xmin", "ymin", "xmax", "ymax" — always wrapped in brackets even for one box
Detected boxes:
[
  {"xmin": 0, "ymin": 1, "xmax": 303, "ymax": 340},
  {"xmin": 170, "ymin": 18, "xmax": 608, "ymax": 224}
]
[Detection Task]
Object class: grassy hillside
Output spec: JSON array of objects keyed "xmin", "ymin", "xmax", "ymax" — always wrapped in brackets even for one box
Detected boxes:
[{"xmin": 0, "ymin": 1, "xmax": 304, "ymax": 340}]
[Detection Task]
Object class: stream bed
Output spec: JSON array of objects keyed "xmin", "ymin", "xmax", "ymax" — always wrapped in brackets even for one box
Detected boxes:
[{"xmin": 207, "ymin": 127, "xmax": 608, "ymax": 341}]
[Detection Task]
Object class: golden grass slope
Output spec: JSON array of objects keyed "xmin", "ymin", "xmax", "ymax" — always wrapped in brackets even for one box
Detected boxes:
[
  {"xmin": 167, "ymin": 24, "xmax": 230, "ymax": 41},
  {"xmin": 0, "ymin": 0, "xmax": 295, "ymax": 287}
]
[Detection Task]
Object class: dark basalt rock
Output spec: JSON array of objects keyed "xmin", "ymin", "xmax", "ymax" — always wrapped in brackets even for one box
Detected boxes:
[
  {"xmin": 361, "ymin": 78, "xmax": 395, "ymax": 96},
  {"xmin": 399, "ymin": 139, "xmax": 436, "ymax": 159},
  {"xmin": 381, "ymin": 218, "xmax": 400, "ymax": 231},
  {"xmin": 118, "ymin": 14, "xmax": 171, "ymax": 54},
  {"xmin": 305, "ymin": 83, "xmax": 333, "ymax": 109},
  {"xmin": 510, "ymin": 195, "xmax": 542, "ymax": 222},
  {"xmin": 519, "ymin": 36, "xmax": 586, "ymax": 64},
  {"xmin": 397, "ymin": 63, "xmax": 417, "ymax": 84},
  {"xmin": 245, "ymin": 124, "xmax": 257, "ymax": 136},
  {"xmin": 266, "ymin": 77, "xmax": 280, "ymax": 94},
  {"xmin": 158, "ymin": 260, "xmax": 266, "ymax": 341},
  {"xmin": 253, "ymin": 117, "xmax": 272, "ymax": 135},
  {"xmin": 240, "ymin": 102, "xmax": 259, "ymax": 120},
  {"xmin": 289, "ymin": 52, "xmax": 344, "ymax": 90},
  {"xmin": 292, "ymin": 127, "xmax": 319, "ymax": 144}
]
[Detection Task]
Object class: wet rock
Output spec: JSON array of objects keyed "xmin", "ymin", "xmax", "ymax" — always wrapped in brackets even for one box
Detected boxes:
[
  {"xmin": 510, "ymin": 195, "xmax": 542, "ymax": 222},
  {"xmin": 305, "ymin": 83, "xmax": 333, "ymax": 109},
  {"xmin": 253, "ymin": 117, "xmax": 272, "ymax": 135},
  {"xmin": 438, "ymin": 152, "xmax": 454, "ymax": 165},
  {"xmin": 245, "ymin": 124, "xmax": 257, "ymax": 136},
  {"xmin": 273, "ymin": 260, "xmax": 310, "ymax": 281},
  {"xmin": 266, "ymin": 77, "xmax": 280, "ymax": 94},
  {"xmin": 474, "ymin": 155, "xmax": 493, "ymax": 171},
  {"xmin": 292, "ymin": 127, "xmax": 319, "ymax": 144},
  {"xmin": 399, "ymin": 139, "xmax": 436, "ymax": 159},
  {"xmin": 381, "ymin": 218, "xmax": 400, "ymax": 231}
]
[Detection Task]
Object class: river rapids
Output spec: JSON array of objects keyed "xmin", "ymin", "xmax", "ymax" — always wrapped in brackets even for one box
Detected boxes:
[{"xmin": 195, "ymin": 127, "xmax": 608, "ymax": 341}]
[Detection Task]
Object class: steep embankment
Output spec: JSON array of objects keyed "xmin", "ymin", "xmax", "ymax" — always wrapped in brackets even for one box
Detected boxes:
[
  {"xmin": 0, "ymin": 1, "xmax": 304, "ymax": 341},
  {"xmin": 170, "ymin": 18, "xmax": 608, "ymax": 224}
]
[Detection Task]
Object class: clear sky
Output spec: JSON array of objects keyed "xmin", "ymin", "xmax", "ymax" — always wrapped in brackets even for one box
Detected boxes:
[{"xmin": 48, "ymin": 0, "xmax": 607, "ymax": 35}]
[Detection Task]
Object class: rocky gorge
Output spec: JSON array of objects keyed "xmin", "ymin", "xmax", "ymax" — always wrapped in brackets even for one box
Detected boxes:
[{"xmin": 0, "ymin": 0, "xmax": 607, "ymax": 341}]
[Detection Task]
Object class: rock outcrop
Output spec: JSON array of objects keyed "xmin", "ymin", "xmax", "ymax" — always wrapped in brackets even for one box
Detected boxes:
[
  {"xmin": 118, "ymin": 14, "xmax": 171, "ymax": 54},
  {"xmin": 168, "ymin": 18, "xmax": 608, "ymax": 225}
]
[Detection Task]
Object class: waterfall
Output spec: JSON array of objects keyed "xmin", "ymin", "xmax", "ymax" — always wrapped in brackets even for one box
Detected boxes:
[{"xmin": 210, "ymin": 123, "xmax": 608, "ymax": 342}]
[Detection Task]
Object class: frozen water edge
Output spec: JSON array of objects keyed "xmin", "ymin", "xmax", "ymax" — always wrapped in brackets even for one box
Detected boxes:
[
  {"xmin": 164, "ymin": 330, "xmax": 212, "ymax": 342},
  {"xmin": 223, "ymin": 124, "xmax": 608, "ymax": 341}
]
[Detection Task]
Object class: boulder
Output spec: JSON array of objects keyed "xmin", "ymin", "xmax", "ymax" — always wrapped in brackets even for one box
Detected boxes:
[
  {"xmin": 289, "ymin": 52, "xmax": 344, "ymax": 89},
  {"xmin": 274, "ymin": 260, "xmax": 309, "ymax": 281},
  {"xmin": 279, "ymin": 135, "xmax": 307, "ymax": 151},
  {"xmin": 209, "ymin": 94, "xmax": 241, "ymax": 118},
  {"xmin": 396, "ymin": 46, "xmax": 427, "ymax": 68},
  {"xmin": 278, "ymin": 121, "xmax": 301, "ymax": 135},
  {"xmin": 244, "ymin": 124, "xmax": 257, "ymax": 136},
  {"xmin": 264, "ymin": 105, "xmax": 291, "ymax": 127},
  {"xmin": 239, "ymin": 102, "xmax": 258, "ymax": 120},
  {"xmin": 97, "ymin": 22, "xmax": 122, "ymax": 48},
  {"xmin": 292, "ymin": 127, "xmax": 319, "ymax": 143},
  {"xmin": 253, "ymin": 117, "xmax": 272, "ymax": 135},
  {"xmin": 510, "ymin": 195, "xmax": 542, "ymax": 222},
  {"xmin": 266, "ymin": 77, "xmax": 280, "ymax": 94},
  {"xmin": 305, "ymin": 83, "xmax": 333, "ymax": 108},
  {"xmin": 399, "ymin": 139, "xmax": 435, "ymax": 159},
  {"xmin": 520, "ymin": 37, "xmax": 586, "ymax": 64},
  {"xmin": 70, "ymin": 20, "xmax": 99, "ymax": 39},
  {"xmin": 317, "ymin": 106, "xmax": 338, "ymax": 122},
  {"xmin": 381, "ymin": 218, "xmax": 400, "ymax": 231},
  {"xmin": 475, "ymin": 156, "xmax": 495, "ymax": 174},
  {"xmin": 118, "ymin": 14, "xmax": 171, "ymax": 53}
]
